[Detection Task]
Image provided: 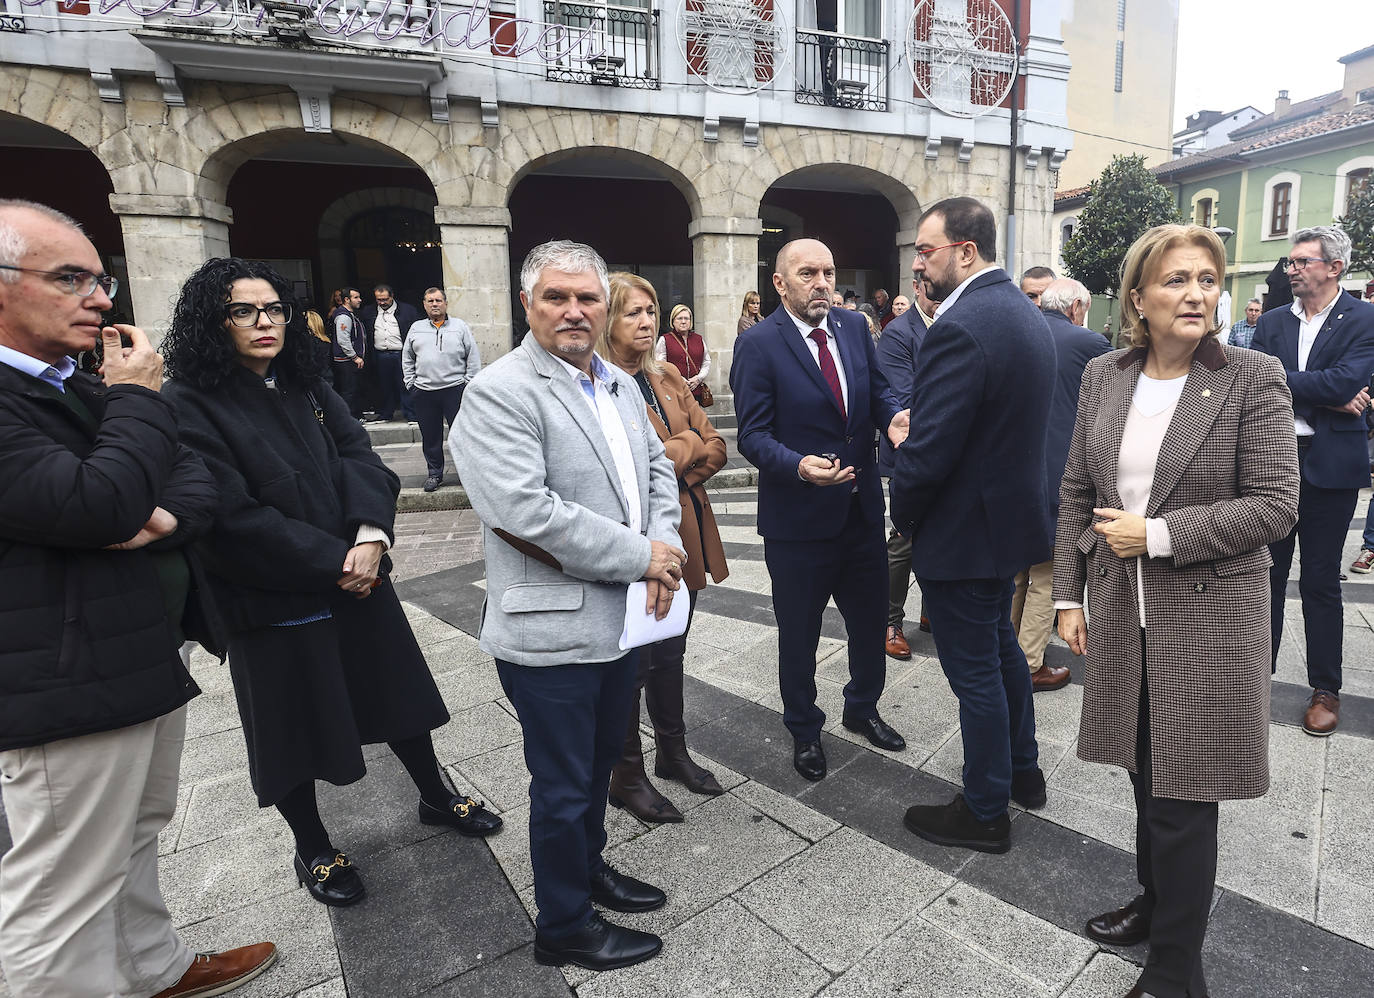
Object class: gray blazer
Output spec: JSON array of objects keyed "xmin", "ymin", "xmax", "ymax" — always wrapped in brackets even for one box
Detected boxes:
[{"xmin": 451, "ymin": 334, "xmax": 682, "ymax": 666}]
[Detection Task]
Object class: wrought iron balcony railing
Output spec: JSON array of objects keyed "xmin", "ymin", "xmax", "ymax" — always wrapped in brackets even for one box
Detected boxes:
[
  {"xmin": 542, "ymin": 0, "xmax": 659, "ymax": 89},
  {"xmin": 794, "ymin": 28, "xmax": 888, "ymax": 111}
]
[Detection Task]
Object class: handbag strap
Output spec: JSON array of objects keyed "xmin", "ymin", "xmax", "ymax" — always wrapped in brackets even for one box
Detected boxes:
[{"xmin": 671, "ymin": 331, "xmax": 699, "ymax": 378}]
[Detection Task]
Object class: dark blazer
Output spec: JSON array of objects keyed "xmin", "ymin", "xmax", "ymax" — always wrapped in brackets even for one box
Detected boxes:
[
  {"xmin": 731, "ymin": 305, "xmax": 902, "ymax": 541},
  {"xmin": 875, "ymin": 305, "xmax": 929, "ymax": 477},
  {"xmin": 1042, "ymin": 308, "xmax": 1112, "ymax": 519},
  {"xmin": 361, "ymin": 301, "xmax": 421, "ymax": 350},
  {"xmin": 1251, "ymin": 291, "xmax": 1374, "ymax": 490},
  {"xmin": 1052, "ymin": 341, "xmax": 1298, "ymax": 800},
  {"xmin": 890, "ymin": 268, "xmax": 1056, "ymax": 580},
  {"xmin": 0, "ymin": 366, "xmax": 214, "ymax": 749}
]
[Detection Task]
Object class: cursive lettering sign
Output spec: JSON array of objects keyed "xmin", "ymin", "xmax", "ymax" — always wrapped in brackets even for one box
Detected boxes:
[{"xmin": 27, "ymin": 0, "xmax": 609, "ymax": 64}]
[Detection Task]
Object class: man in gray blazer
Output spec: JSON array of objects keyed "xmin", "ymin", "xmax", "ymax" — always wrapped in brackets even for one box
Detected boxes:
[{"xmin": 452, "ymin": 241, "xmax": 685, "ymax": 972}]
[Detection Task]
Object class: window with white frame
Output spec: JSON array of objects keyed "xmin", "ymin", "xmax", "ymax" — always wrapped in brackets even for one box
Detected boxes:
[
  {"xmin": 1334, "ymin": 157, "xmax": 1374, "ymax": 217},
  {"xmin": 1263, "ymin": 172, "xmax": 1301, "ymax": 240}
]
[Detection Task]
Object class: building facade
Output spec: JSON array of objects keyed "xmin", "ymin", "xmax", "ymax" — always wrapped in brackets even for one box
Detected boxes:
[{"xmin": 1, "ymin": 0, "xmax": 1073, "ymax": 387}]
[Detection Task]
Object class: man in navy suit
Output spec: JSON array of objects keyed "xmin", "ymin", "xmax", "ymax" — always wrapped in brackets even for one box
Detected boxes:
[
  {"xmin": 877, "ymin": 281, "xmax": 934, "ymax": 660},
  {"xmin": 890, "ymin": 197, "xmax": 1055, "ymax": 853},
  {"xmin": 731, "ymin": 238, "xmax": 911, "ymax": 782},
  {"xmin": 1012, "ymin": 278, "xmax": 1111, "ymax": 693},
  {"xmin": 1252, "ymin": 225, "xmax": 1374, "ymax": 737},
  {"xmin": 360, "ymin": 284, "xmax": 421, "ymax": 422}
]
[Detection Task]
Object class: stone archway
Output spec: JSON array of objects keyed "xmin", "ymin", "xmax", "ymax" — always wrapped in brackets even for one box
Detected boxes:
[{"xmin": 316, "ymin": 186, "xmax": 440, "ymax": 304}]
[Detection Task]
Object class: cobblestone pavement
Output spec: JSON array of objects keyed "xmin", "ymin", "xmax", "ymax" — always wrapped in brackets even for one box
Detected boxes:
[{"xmin": 3, "ymin": 485, "xmax": 1373, "ymax": 997}]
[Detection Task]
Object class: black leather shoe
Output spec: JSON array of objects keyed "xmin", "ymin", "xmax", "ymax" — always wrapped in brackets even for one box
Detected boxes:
[
  {"xmin": 294, "ymin": 851, "xmax": 365, "ymax": 907},
  {"xmin": 841, "ymin": 713, "xmax": 906, "ymax": 751},
  {"xmin": 1085, "ymin": 894, "xmax": 1151, "ymax": 946},
  {"xmin": 793, "ymin": 739, "xmax": 826, "ymax": 781},
  {"xmin": 419, "ymin": 795, "xmax": 503, "ymax": 837},
  {"xmin": 903, "ymin": 794, "xmax": 1010, "ymax": 854},
  {"xmin": 1011, "ymin": 767, "xmax": 1047, "ymax": 809},
  {"xmin": 534, "ymin": 913, "xmax": 662, "ymax": 971},
  {"xmin": 589, "ymin": 865, "xmax": 667, "ymax": 913}
]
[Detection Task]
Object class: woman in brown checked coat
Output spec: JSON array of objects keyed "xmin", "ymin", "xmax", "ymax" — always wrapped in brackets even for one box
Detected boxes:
[{"xmin": 1052, "ymin": 225, "xmax": 1299, "ymax": 998}]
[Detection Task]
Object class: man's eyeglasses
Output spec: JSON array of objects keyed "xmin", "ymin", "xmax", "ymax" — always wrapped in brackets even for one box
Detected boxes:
[
  {"xmin": 915, "ymin": 241, "xmax": 972, "ymax": 260},
  {"xmin": 1285, "ymin": 256, "xmax": 1329, "ymax": 271},
  {"xmin": 224, "ymin": 301, "xmax": 292, "ymax": 327},
  {"xmin": 0, "ymin": 265, "xmax": 118, "ymax": 298}
]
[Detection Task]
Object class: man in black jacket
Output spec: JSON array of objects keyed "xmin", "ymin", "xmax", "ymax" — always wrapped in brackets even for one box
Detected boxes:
[
  {"xmin": 0, "ymin": 200, "xmax": 276, "ymax": 998},
  {"xmin": 360, "ymin": 283, "xmax": 421, "ymax": 422}
]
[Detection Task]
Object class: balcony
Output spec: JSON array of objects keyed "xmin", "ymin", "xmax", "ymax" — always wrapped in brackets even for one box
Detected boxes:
[
  {"xmin": 794, "ymin": 28, "xmax": 888, "ymax": 112},
  {"xmin": 542, "ymin": 0, "xmax": 659, "ymax": 89}
]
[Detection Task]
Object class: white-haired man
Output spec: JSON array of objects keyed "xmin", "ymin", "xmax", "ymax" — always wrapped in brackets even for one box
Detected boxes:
[
  {"xmin": 1226, "ymin": 298, "xmax": 1262, "ymax": 349},
  {"xmin": 452, "ymin": 240, "xmax": 684, "ymax": 971},
  {"xmin": 1253, "ymin": 226, "xmax": 1374, "ymax": 736},
  {"xmin": 1011, "ymin": 278, "xmax": 1111, "ymax": 692}
]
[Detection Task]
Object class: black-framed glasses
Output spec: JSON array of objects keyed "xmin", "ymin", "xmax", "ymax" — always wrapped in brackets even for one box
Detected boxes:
[
  {"xmin": 224, "ymin": 301, "xmax": 292, "ymax": 327},
  {"xmin": 1286, "ymin": 256, "xmax": 1328, "ymax": 271},
  {"xmin": 0, "ymin": 265, "xmax": 118, "ymax": 298}
]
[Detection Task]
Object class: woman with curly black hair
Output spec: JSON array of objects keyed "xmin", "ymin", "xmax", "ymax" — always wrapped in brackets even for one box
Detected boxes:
[{"xmin": 163, "ymin": 258, "xmax": 500, "ymax": 908}]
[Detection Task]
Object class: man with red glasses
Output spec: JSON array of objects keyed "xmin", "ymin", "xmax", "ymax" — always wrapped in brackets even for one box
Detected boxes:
[
  {"xmin": 1253, "ymin": 226, "xmax": 1374, "ymax": 736},
  {"xmin": 890, "ymin": 197, "xmax": 1056, "ymax": 854}
]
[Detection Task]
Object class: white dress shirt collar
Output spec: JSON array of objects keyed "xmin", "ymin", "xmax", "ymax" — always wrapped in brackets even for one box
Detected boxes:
[{"xmin": 933, "ymin": 265, "xmax": 1001, "ymax": 319}]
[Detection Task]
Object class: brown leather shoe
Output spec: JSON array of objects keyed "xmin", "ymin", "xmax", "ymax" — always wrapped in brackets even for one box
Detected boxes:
[
  {"xmin": 1302, "ymin": 690, "xmax": 1340, "ymax": 736},
  {"xmin": 918, "ymin": 615, "xmax": 932, "ymax": 633},
  {"xmin": 885, "ymin": 625, "xmax": 912, "ymax": 660},
  {"xmin": 152, "ymin": 943, "xmax": 278, "ymax": 998},
  {"xmin": 1030, "ymin": 663, "xmax": 1071, "ymax": 692}
]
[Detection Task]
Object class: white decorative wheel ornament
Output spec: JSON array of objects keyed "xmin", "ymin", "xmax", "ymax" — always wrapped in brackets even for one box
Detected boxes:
[
  {"xmin": 676, "ymin": 0, "xmax": 788, "ymax": 95},
  {"xmin": 906, "ymin": 0, "xmax": 1017, "ymax": 118}
]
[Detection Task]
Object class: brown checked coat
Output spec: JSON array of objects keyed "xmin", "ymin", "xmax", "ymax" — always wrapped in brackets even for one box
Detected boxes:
[
  {"xmin": 1052, "ymin": 338, "xmax": 1299, "ymax": 802},
  {"xmin": 644, "ymin": 363, "xmax": 729, "ymax": 591}
]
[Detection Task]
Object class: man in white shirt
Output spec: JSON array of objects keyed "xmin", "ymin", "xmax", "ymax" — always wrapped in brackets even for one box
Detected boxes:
[
  {"xmin": 1253, "ymin": 225, "xmax": 1374, "ymax": 736},
  {"xmin": 360, "ymin": 284, "xmax": 420, "ymax": 422}
]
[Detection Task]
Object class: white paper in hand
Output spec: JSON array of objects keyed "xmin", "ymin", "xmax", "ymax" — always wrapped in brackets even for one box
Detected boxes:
[{"xmin": 619, "ymin": 581, "xmax": 690, "ymax": 650}]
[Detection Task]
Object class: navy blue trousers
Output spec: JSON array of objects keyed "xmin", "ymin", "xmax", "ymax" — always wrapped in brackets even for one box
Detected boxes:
[
  {"xmin": 916, "ymin": 576, "xmax": 1039, "ymax": 822},
  {"xmin": 372, "ymin": 350, "xmax": 414, "ymax": 421},
  {"xmin": 496, "ymin": 653, "xmax": 636, "ymax": 937},
  {"xmin": 1268, "ymin": 449, "xmax": 1358, "ymax": 694},
  {"xmin": 762, "ymin": 495, "xmax": 887, "ymax": 742}
]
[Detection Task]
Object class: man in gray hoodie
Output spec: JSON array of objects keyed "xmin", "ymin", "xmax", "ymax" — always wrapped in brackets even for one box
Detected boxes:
[{"xmin": 404, "ymin": 287, "xmax": 482, "ymax": 491}]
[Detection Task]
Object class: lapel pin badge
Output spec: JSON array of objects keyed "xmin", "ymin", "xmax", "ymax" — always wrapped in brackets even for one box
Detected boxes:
[{"xmin": 1201, "ymin": 389, "xmax": 1211, "ymax": 397}]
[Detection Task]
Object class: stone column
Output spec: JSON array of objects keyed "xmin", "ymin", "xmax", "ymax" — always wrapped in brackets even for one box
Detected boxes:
[
  {"xmin": 689, "ymin": 216, "xmax": 762, "ymax": 396},
  {"xmin": 435, "ymin": 205, "xmax": 513, "ymax": 366},
  {"xmin": 896, "ymin": 228, "xmax": 918, "ymax": 301},
  {"xmin": 109, "ymin": 194, "xmax": 232, "ymax": 344}
]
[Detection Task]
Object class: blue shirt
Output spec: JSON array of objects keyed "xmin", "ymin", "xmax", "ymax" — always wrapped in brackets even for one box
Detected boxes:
[
  {"xmin": 0, "ymin": 343, "xmax": 75, "ymax": 393},
  {"xmin": 1228, "ymin": 320, "xmax": 1257, "ymax": 350}
]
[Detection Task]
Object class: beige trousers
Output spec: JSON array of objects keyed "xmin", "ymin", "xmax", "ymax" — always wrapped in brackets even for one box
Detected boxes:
[
  {"xmin": 0, "ymin": 708, "xmax": 194, "ymax": 998},
  {"xmin": 1011, "ymin": 559, "xmax": 1056, "ymax": 672}
]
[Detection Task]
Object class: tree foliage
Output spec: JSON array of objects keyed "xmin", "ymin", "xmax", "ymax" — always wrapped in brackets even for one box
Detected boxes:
[
  {"xmin": 1062, "ymin": 154, "xmax": 1184, "ymax": 296},
  {"xmin": 1338, "ymin": 175, "xmax": 1374, "ymax": 276}
]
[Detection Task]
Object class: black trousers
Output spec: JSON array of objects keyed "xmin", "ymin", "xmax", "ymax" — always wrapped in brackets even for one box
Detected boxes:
[
  {"xmin": 1267, "ymin": 447, "xmax": 1358, "ymax": 693},
  {"xmin": 372, "ymin": 350, "xmax": 413, "ymax": 421},
  {"xmin": 413, "ymin": 383, "xmax": 464, "ymax": 478},
  {"xmin": 332, "ymin": 360, "xmax": 362, "ymax": 418},
  {"xmin": 763, "ymin": 494, "xmax": 887, "ymax": 741},
  {"xmin": 1132, "ymin": 633, "xmax": 1218, "ymax": 998}
]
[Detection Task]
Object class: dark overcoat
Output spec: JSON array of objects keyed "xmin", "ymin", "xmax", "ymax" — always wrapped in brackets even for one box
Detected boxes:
[{"xmin": 1051, "ymin": 339, "xmax": 1299, "ymax": 801}]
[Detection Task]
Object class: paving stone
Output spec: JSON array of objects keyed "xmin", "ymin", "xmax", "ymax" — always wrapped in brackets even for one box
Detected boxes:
[
  {"xmin": 175, "ymin": 888, "xmax": 339, "ymax": 997},
  {"xmin": 577, "ymin": 898, "xmax": 829, "ymax": 998},
  {"xmin": 177, "ymin": 727, "xmax": 251, "ymax": 786},
  {"xmin": 433, "ymin": 660, "xmax": 508, "ymax": 714},
  {"xmin": 729, "ymin": 780, "xmax": 840, "ymax": 843},
  {"xmin": 680, "ymin": 674, "xmax": 751, "ymax": 733},
  {"xmin": 921, "ymin": 729, "xmax": 1074, "ymax": 801},
  {"xmin": 690, "ymin": 632, "xmax": 786, "ymax": 703},
  {"xmin": 331, "ymin": 832, "xmax": 532, "ymax": 997},
  {"xmin": 1032, "ymin": 787, "xmax": 1137, "ymax": 855},
  {"xmin": 825, "ymin": 656, "xmax": 960, "ymax": 760},
  {"xmin": 431, "ymin": 701, "xmax": 524, "ymax": 767},
  {"xmin": 421, "ymin": 631, "xmax": 494, "ymax": 676},
  {"xmin": 316, "ymin": 751, "xmax": 454, "ymax": 859},
  {"xmin": 454, "ymin": 742, "xmax": 533, "ymax": 813},
  {"xmin": 735, "ymin": 827, "xmax": 950, "ymax": 972},
  {"xmin": 159, "ymin": 782, "xmax": 193, "ymax": 857},
  {"xmin": 1216, "ymin": 796, "xmax": 1320, "ymax": 921},
  {"xmin": 1057, "ymin": 952, "xmax": 1142, "ymax": 998},
  {"xmin": 815, "ymin": 915, "xmax": 1036, "ymax": 998},
  {"xmin": 1202, "ymin": 889, "xmax": 1374, "ymax": 997},
  {"xmin": 423, "ymin": 944, "xmax": 570, "ymax": 997},
  {"xmin": 158, "ymin": 820, "xmax": 300, "ymax": 927},
  {"xmin": 177, "ymin": 768, "xmax": 277, "ymax": 851},
  {"xmin": 296, "ymin": 978, "xmax": 347, "ymax": 998},
  {"xmin": 643, "ymin": 748, "xmax": 745, "ymax": 818},
  {"xmin": 602, "ymin": 794, "xmax": 807, "ymax": 935},
  {"xmin": 1044, "ymin": 747, "xmax": 1135, "ymax": 811},
  {"xmin": 184, "ymin": 689, "xmax": 244, "ymax": 739},
  {"xmin": 486, "ymin": 799, "xmax": 647, "ymax": 896},
  {"xmin": 920, "ymin": 882, "xmax": 1097, "ymax": 995},
  {"xmin": 1316, "ymin": 870, "xmax": 1374, "ymax": 948}
]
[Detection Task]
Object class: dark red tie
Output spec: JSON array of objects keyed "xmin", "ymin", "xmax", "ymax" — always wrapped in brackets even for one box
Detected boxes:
[{"xmin": 809, "ymin": 328, "xmax": 847, "ymax": 421}]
